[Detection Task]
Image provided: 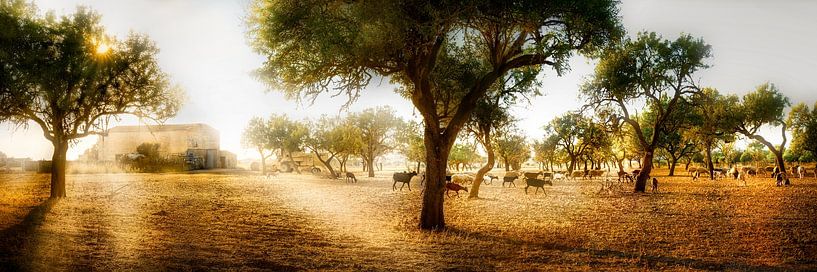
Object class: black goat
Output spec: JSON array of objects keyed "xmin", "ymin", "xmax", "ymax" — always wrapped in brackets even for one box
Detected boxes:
[
  {"xmin": 345, "ymin": 172, "xmax": 357, "ymax": 183},
  {"xmin": 393, "ymin": 171, "xmax": 418, "ymax": 191},
  {"xmin": 525, "ymin": 178, "xmax": 553, "ymax": 194}
]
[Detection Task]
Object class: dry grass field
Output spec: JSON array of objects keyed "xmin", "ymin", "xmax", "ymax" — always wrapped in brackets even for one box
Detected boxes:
[{"xmin": 1, "ymin": 169, "xmax": 816, "ymax": 271}]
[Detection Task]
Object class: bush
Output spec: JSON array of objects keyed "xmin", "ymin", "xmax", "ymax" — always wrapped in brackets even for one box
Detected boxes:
[{"xmin": 121, "ymin": 143, "xmax": 184, "ymax": 173}]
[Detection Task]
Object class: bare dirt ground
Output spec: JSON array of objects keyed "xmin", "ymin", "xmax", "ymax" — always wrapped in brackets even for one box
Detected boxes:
[{"xmin": 0, "ymin": 169, "xmax": 816, "ymax": 271}]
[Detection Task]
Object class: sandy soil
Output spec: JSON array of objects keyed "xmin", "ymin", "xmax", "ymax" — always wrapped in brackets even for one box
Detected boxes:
[{"xmin": 0, "ymin": 169, "xmax": 815, "ymax": 271}]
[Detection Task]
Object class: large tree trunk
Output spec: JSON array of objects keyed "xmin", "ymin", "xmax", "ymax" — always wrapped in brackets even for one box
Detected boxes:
[
  {"xmin": 50, "ymin": 140, "xmax": 68, "ymax": 198},
  {"xmin": 469, "ymin": 129, "xmax": 494, "ymax": 199},
  {"xmin": 668, "ymin": 156, "xmax": 678, "ymax": 176},
  {"xmin": 367, "ymin": 156, "xmax": 375, "ymax": 177},
  {"xmin": 748, "ymin": 134, "xmax": 787, "ymax": 183},
  {"xmin": 288, "ymin": 151, "xmax": 302, "ymax": 174},
  {"xmin": 419, "ymin": 125, "xmax": 453, "ymax": 230},
  {"xmin": 313, "ymin": 151, "xmax": 337, "ymax": 178},
  {"xmin": 634, "ymin": 149, "xmax": 654, "ymax": 192}
]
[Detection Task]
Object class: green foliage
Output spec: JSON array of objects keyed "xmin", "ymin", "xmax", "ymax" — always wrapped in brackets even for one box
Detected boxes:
[
  {"xmin": 532, "ymin": 135, "xmax": 561, "ymax": 167},
  {"xmin": 733, "ymin": 83, "xmax": 791, "ymax": 135},
  {"xmin": 582, "ymin": 32, "xmax": 711, "ymax": 148},
  {"xmin": 688, "ymin": 88, "xmax": 737, "ymax": 148},
  {"xmin": 349, "ymin": 106, "xmax": 401, "ymax": 161},
  {"xmin": 242, "ymin": 116, "xmax": 276, "ymax": 160},
  {"xmin": 304, "ymin": 115, "xmax": 364, "ymax": 176},
  {"xmin": 122, "ymin": 143, "xmax": 183, "ymax": 173},
  {"xmin": 545, "ymin": 112, "xmax": 607, "ymax": 171},
  {"xmin": 396, "ymin": 121, "xmax": 426, "ymax": 165},
  {"xmin": 448, "ymin": 143, "xmax": 480, "ymax": 171},
  {"xmin": 787, "ymin": 102, "xmax": 817, "ymax": 158},
  {"xmin": 494, "ymin": 131, "xmax": 530, "ymax": 171}
]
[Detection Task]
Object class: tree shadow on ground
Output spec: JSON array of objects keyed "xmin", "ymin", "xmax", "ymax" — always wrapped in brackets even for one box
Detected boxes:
[
  {"xmin": 0, "ymin": 199, "xmax": 56, "ymax": 271},
  {"xmin": 442, "ymin": 226, "xmax": 793, "ymax": 271}
]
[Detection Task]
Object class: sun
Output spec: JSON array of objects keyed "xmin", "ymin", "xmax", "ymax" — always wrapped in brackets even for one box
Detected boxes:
[{"xmin": 95, "ymin": 41, "xmax": 111, "ymax": 55}]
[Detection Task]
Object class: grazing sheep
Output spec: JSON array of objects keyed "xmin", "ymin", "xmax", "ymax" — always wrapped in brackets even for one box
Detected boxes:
[
  {"xmin": 525, "ymin": 178, "xmax": 553, "ymax": 195},
  {"xmin": 445, "ymin": 182, "xmax": 468, "ymax": 198},
  {"xmin": 586, "ymin": 170, "xmax": 605, "ymax": 180},
  {"xmin": 775, "ymin": 172, "xmax": 786, "ymax": 186},
  {"xmin": 411, "ymin": 173, "xmax": 425, "ymax": 186},
  {"xmin": 728, "ymin": 167, "xmax": 739, "ymax": 179},
  {"xmin": 553, "ymin": 172, "xmax": 566, "ymax": 180},
  {"xmin": 345, "ymin": 172, "xmax": 357, "ymax": 183},
  {"xmin": 451, "ymin": 174, "xmax": 475, "ymax": 185},
  {"xmin": 392, "ymin": 172, "xmax": 418, "ymax": 191}
]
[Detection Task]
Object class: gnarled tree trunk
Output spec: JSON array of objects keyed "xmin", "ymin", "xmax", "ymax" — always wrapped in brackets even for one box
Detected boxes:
[
  {"xmin": 469, "ymin": 128, "xmax": 493, "ymax": 199},
  {"xmin": 50, "ymin": 139, "xmax": 68, "ymax": 198},
  {"xmin": 419, "ymin": 124, "xmax": 454, "ymax": 230},
  {"xmin": 634, "ymin": 149, "xmax": 654, "ymax": 192}
]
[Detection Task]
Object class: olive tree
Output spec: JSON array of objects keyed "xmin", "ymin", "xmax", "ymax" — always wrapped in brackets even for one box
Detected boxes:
[
  {"xmin": 248, "ymin": 0, "xmax": 622, "ymax": 229},
  {"xmin": 729, "ymin": 83, "xmax": 791, "ymax": 179},
  {"xmin": 788, "ymin": 102, "xmax": 817, "ymax": 159},
  {"xmin": 349, "ymin": 107, "xmax": 401, "ymax": 177},
  {"xmin": 583, "ymin": 32, "xmax": 710, "ymax": 192},
  {"xmin": 0, "ymin": 3, "xmax": 182, "ymax": 198},
  {"xmin": 242, "ymin": 116, "xmax": 276, "ymax": 174},
  {"xmin": 304, "ymin": 115, "xmax": 363, "ymax": 178}
]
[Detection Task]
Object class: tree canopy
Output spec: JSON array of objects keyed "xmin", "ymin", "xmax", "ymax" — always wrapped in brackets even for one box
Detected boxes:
[
  {"xmin": 0, "ymin": 2, "xmax": 182, "ymax": 197},
  {"xmin": 582, "ymin": 32, "xmax": 711, "ymax": 191},
  {"xmin": 788, "ymin": 102, "xmax": 817, "ymax": 159}
]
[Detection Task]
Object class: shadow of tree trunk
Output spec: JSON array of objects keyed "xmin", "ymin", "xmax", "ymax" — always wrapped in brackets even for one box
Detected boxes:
[{"xmin": 0, "ymin": 199, "xmax": 57, "ymax": 270}]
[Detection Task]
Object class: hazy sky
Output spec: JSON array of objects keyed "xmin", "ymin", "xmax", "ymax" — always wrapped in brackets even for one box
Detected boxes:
[{"xmin": 1, "ymin": 0, "xmax": 816, "ymax": 160}]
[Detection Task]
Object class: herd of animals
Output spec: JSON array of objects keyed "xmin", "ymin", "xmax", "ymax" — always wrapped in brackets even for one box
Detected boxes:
[
  {"xmin": 386, "ymin": 164, "xmax": 815, "ymax": 197},
  {"xmin": 266, "ymin": 164, "xmax": 813, "ymax": 196}
]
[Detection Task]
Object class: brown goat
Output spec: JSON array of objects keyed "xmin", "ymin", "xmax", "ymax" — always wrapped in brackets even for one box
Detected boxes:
[{"xmin": 445, "ymin": 182, "xmax": 469, "ymax": 198}]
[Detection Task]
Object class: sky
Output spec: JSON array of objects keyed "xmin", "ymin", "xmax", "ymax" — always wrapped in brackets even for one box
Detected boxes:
[{"xmin": 1, "ymin": 0, "xmax": 816, "ymax": 160}]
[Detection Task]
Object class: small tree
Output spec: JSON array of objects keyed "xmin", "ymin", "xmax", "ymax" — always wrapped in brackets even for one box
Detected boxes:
[
  {"xmin": 270, "ymin": 115, "xmax": 307, "ymax": 174},
  {"xmin": 350, "ymin": 107, "xmax": 401, "ymax": 177},
  {"xmin": 728, "ymin": 83, "xmax": 791, "ymax": 179},
  {"xmin": 583, "ymin": 32, "xmax": 711, "ymax": 192},
  {"xmin": 304, "ymin": 115, "xmax": 363, "ymax": 178},
  {"xmin": 546, "ymin": 112, "xmax": 603, "ymax": 173},
  {"xmin": 396, "ymin": 121, "xmax": 425, "ymax": 173},
  {"xmin": 494, "ymin": 131, "xmax": 530, "ymax": 171},
  {"xmin": 0, "ymin": 4, "xmax": 182, "ymax": 197},
  {"xmin": 242, "ymin": 117, "xmax": 276, "ymax": 174}
]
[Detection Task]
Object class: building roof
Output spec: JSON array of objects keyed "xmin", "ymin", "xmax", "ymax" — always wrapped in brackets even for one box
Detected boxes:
[{"xmin": 107, "ymin": 123, "xmax": 217, "ymax": 134}]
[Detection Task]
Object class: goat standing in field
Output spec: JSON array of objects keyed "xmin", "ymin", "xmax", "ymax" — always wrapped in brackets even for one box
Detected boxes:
[
  {"xmin": 445, "ymin": 182, "xmax": 468, "ymax": 198},
  {"xmin": 392, "ymin": 172, "xmax": 418, "ymax": 191},
  {"xmin": 525, "ymin": 178, "xmax": 553, "ymax": 195},
  {"xmin": 651, "ymin": 177, "xmax": 659, "ymax": 193},
  {"xmin": 345, "ymin": 172, "xmax": 357, "ymax": 183},
  {"xmin": 484, "ymin": 174, "xmax": 498, "ymax": 185}
]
